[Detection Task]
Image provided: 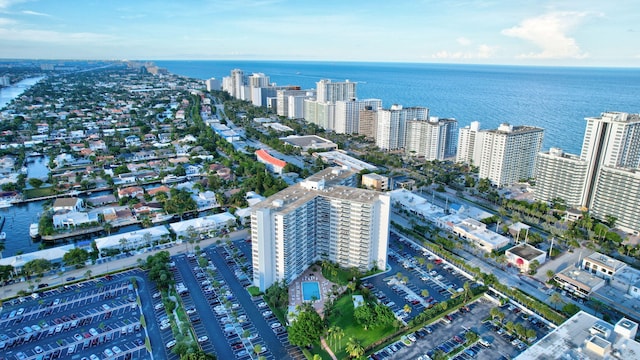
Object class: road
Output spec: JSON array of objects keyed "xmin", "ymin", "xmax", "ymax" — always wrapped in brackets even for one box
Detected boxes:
[{"xmin": 0, "ymin": 229, "xmax": 249, "ymax": 301}]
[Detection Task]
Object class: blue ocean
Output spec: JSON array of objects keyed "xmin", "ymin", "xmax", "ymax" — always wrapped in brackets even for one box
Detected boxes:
[{"xmin": 156, "ymin": 60, "xmax": 640, "ymax": 155}]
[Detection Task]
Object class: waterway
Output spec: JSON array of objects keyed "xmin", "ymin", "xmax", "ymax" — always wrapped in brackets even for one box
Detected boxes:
[{"xmin": 0, "ymin": 76, "xmax": 45, "ymax": 110}]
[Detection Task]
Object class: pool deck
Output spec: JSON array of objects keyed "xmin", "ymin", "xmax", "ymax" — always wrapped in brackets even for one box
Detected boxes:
[{"xmin": 289, "ymin": 267, "xmax": 342, "ymax": 316}]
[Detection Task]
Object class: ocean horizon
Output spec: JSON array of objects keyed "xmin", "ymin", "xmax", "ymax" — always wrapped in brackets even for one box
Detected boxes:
[{"xmin": 156, "ymin": 60, "xmax": 640, "ymax": 155}]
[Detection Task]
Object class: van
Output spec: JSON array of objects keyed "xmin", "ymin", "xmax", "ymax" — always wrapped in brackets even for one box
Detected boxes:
[{"xmin": 479, "ymin": 337, "xmax": 491, "ymax": 347}]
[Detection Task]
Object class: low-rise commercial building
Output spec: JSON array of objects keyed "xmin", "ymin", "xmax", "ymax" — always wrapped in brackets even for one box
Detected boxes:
[
  {"xmin": 505, "ymin": 243, "xmax": 546, "ymax": 273},
  {"xmin": 517, "ymin": 311, "xmax": 640, "ymax": 360},
  {"xmin": 361, "ymin": 173, "xmax": 389, "ymax": 191},
  {"xmin": 451, "ymin": 218, "xmax": 511, "ymax": 252},
  {"xmin": 554, "ymin": 265, "xmax": 606, "ymax": 299},
  {"xmin": 95, "ymin": 226, "xmax": 171, "ymax": 255},
  {"xmin": 169, "ymin": 212, "xmax": 236, "ymax": 240}
]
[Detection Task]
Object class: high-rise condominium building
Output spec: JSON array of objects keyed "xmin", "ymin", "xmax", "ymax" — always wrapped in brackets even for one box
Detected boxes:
[
  {"xmin": 456, "ymin": 121, "xmax": 482, "ymax": 165},
  {"xmin": 334, "ymin": 98, "xmax": 382, "ymax": 134},
  {"xmin": 477, "ymin": 123, "xmax": 544, "ymax": 187},
  {"xmin": 251, "ymin": 167, "xmax": 390, "ymax": 291},
  {"xmin": 316, "ymin": 79, "xmax": 357, "ymax": 103},
  {"xmin": 534, "ymin": 148, "xmax": 587, "ymax": 207},
  {"xmin": 359, "ymin": 106, "xmax": 378, "ymax": 140},
  {"xmin": 376, "ymin": 105, "xmax": 429, "ymax": 151},
  {"xmin": 405, "ymin": 117, "xmax": 458, "ymax": 160},
  {"xmin": 535, "ymin": 112, "xmax": 640, "ymax": 233},
  {"xmin": 205, "ymin": 77, "xmax": 221, "ymax": 91},
  {"xmin": 276, "ymin": 89, "xmax": 315, "ymax": 119}
]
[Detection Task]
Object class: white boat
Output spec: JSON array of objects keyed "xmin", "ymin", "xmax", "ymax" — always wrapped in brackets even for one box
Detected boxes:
[
  {"xmin": 0, "ymin": 232, "xmax": 5, "ymax": 241},
  {"xmin": 151, "ymin": 213, "xmax": 174, "ymax": 223},
  {"xmin": 30, "ymin": 223, "xmax": 39, "ymax": 238},
  {"xmin": 0, "ymin": 200, "xmax": 12, "ymax": 208}
]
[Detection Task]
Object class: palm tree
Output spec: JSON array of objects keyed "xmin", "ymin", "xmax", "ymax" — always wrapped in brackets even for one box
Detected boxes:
[
  {"xmin": 463, "ymin": 281, "xmax": 471, "ymax": 300},
  {"xmin": 403, "ymin": 304, "xmax": 412, "ymax": 314},
  {"xmin": 333, "ymin": 326, "xmax": 344, "ymax": 350},
  {"xmin": 421, "ymin": 289, "xmax": 430, "ymax": 298},
  {"xmin": 546, "ymin": 269, "xmax": 555, "ymax": 283},
  {"xmin": 103, "ymin": 222, "xmax": 113, "ymax": 235},
  {"xmin": 549, "ymin": 292, "xmax": 563, "ymax": 310},
  {"xmin": 345, "ymin": 337, "xmax": 364, "ymax": 359}
]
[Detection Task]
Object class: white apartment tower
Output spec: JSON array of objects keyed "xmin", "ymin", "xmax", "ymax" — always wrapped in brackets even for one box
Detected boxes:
[
  {"xmin": 376, "ymin": 105, "xmax": 429, "ymax": 151},
  {"xmin": 477, "ymin": 123, "xmax": 544, "ymax": 187},
  {"xmin": 334, "ymin": 98, "xmax": 382, "ymax": 134},
  {"xmin": 456, "ymin": 121, "xmax": 482, "ymax": 165},
  {"xmin": 535, "ymin": 112, "xmax": 640, "ymax": 233},
  {"xmin": 534, "ymin": 148, "xmax": 588, "ymax": 207},
  {"xmin": 316, "ymin": 79, "xmax": 357, "ymax": 103},
  {"xmin": 205, "ymin": 77, "xmax": 221, "ymax": 91},
  {"xmin": 251, "ymin": 167, "xmax": 390, "ymax": 291},
  {"xmin": 276, "ymin": 89, "xmax": 315, "ymax": 119},
  {"xmin": 405, "ymin": 117, "xmax": 458, "ymax": 160}
]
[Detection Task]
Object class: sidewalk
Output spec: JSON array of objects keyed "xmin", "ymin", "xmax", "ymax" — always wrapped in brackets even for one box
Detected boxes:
[{"xmin": 1, "ymin": 229, "xmax": 249, "ymax": 300}]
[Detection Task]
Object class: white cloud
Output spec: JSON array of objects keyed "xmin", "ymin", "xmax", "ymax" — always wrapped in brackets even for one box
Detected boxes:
[
  {"xmin": 502, "ymin": 11, "xmax": 590, "ymax": 59},
  {"xmin": 22, "ymin": 10, "xmax": 51, "ymax": 17},
  {"xmin": 0, "ymin": 0, "xmax": 28, "ymax": 9},
  {"xmin": 456, "ymin": 37, "xmax": 471, "ymax": 46},
  {"xmin": 0, "ymin": 27, "xmax": 115, "ymax": 43},
  {"xmin": 431, "ymin": 44, "xmax": 496, "ymax": 60},
  {"xmin": 0, "ymin": 16, "xmax": 15, "ymax": 25}
]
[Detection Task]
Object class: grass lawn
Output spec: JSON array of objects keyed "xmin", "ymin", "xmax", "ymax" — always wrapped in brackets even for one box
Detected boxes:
[
  {"xmin": 24, "ymin": 187, "xmax": 55, "ymax": 199},
  {"xmin": 322, "ymin": 266, "xmax": 358, "ymax": 285},
  {"xmin": 327, "ymin": 292, "xmax": 396, "ymax": 359}
]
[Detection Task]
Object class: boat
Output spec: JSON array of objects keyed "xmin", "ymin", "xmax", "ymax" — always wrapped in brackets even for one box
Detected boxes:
[
  {"xmin": 30, "ymin": 223, "xmax": 40, "ymax": 238},
  {"xmin": 0, "ymin": 199, "xmax": 13, "ymax": 208},
  {"xmin": 0, "ymin": 232, "xmax": 5, "ymax": 241},
  {"xmin": 151, "ymin": 213, "xmax": 174, "ymax": 224}
]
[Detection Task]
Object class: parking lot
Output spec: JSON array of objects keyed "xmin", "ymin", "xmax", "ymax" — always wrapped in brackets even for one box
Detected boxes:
[
  {"xmin": 0, "ymin": 270, "xmax": 151, "ymax": 360},
  {"xmin": 363, "ymin": 231, "xmax": 471, "ymax": 325},
  {"xmin": 168, "ymin": 240, "xmax": 303, "ymax": 360}
]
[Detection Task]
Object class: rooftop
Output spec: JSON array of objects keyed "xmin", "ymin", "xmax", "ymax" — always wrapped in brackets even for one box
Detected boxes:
[
  {"xmin": 517, "ymin": 311, "xmax": 640, "ymax": 360},
  {"xmin": 556, "ymin": 265, "xmax": 606, "ymax": 291},
  {"xmin": 315, "ymin": 150, "xmax": 377, "ymax": 172},
  {"xmin": 585, "ymin": 252, "xmax": 627, "ymax": 272},
  {"xmin": 280, "ymin": 134, "xmax": 336, "ymax": 149},
  {"xmin": 506, "ymin": 243, "xmax": 546, "ymax": 260}
]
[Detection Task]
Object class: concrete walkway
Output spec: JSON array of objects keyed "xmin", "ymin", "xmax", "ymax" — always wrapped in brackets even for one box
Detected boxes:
[
  {"xmin": 320, "ymin": 336, "xmax": 338, "ymax": 360},
  {"xmin": 1, "ymin": 229, "xmax": 249, "ymax": 300}
]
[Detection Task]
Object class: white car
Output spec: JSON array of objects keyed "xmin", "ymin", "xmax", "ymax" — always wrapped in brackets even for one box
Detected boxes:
[
  {"xmin": 155, "ymin": 303, "xmax": 164, "ymax": 310},
  {"xmin": 112, "ymin": 346, "xmax": 122, "ymax": 354},
  {"xmin": 103, "ymin": 348, "xmax": 114, "ymax": 357},
  {"xmin": 160, "ymin": 323, "xmax": 171, "ymax": 330},
  {"xmin": 270, "ymin": 322, "xmax": 282, "ymax": 329},
  {"xmin": 166, "ymin": 340, "xmax": 177, "ymax": 349},
  {"xmin": 90, "ymin": 355, "xmax": 100, "ymax": 360},
  {"xmin": 257, "ymin": 302, "xmax": 267, "ymax": 308},
  {"xmin": 197, "ymin": 335, "xmax": 209, "ymax": 343},
  {"xmin": 262, "ymin": 311, "xmax": 273, "ymax": 317},
  {"xmin": 186, "ymin": 308, "xmax": 197, "ymax": 315},
  {"xmin": 152, "ymin": 292, "xmax": 161, "ymax": 299}
]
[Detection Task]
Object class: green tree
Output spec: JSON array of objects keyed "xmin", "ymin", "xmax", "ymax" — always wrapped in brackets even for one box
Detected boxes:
[
  {"xmin": 22, "ymin": 258, "xmax": 52, "ymax": 277},
  {"xmin": 549, "ymin": 292, "xmax": 563, "ymax": 310},
  {"xmin": 345, "ymin": 337, "xmax": 364, "ymax": 359},
  {"xmin": 288, "ymin": 303, "xmax": 324, "ymax": 347},
  {"xmin": 354, "ymin": 304, "xmax": 375, "ymax": 330},
  {"xmin": 62, "ymin": 248, "xmax": 90, "ymax": 268},
  {"xmin": 546, "ymin": 269, "xmax": 555, "ymax": 283},
  {"xmin": 28, "ymin": 178, "xmax": 44, "ymax": 188}
]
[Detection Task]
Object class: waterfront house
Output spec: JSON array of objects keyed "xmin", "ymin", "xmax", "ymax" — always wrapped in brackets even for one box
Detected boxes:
[
  {"xmin": 118, "ymin": 186, "xmax": 144, "ymax": 198},
  {"xmin": 53, "ymin": 210, "xmax": 98, "ymax": 228},
  {"xmin": 52, "ymin": 197, "xmax": 85, "ymax": 212},
  {"xmin": 147, "ymin": 185, "xmax": 171, "ymax": 198}
]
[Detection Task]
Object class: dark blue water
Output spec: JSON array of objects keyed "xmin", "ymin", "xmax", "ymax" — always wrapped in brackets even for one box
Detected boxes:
[{"xmin": 156, "ymin": 60, "xmax": 640, "ymax": 155}]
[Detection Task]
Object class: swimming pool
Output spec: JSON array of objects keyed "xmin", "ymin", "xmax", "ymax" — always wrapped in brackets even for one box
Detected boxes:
[{"xmin": 302, "ymin": 281, "xmax": 321, "ymax": 301}]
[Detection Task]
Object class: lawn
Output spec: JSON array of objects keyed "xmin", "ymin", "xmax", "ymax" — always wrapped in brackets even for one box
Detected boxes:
[
  {"xmin": 326, "ymin": 292, "xmax": 396, "ymax": 359},
  {"xmin": 24, "ymin": 187, "xmax": 55, "ymax": 199}
]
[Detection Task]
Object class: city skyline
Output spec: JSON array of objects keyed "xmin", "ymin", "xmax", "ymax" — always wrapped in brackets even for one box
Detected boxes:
[{"xmin": 0, "ymin": 0, "xmax": 637, "ymax": 67}]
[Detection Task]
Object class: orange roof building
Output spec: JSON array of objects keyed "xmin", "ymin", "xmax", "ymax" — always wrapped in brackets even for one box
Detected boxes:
[{"xmin": 255, "ymin": 149, "xmax": 287, "ymax": 174}]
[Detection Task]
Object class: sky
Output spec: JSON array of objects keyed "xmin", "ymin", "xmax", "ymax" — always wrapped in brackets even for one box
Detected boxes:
[{"xmin": 0, "ymin": 0, "xmax": 638, "ymax": 67}]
